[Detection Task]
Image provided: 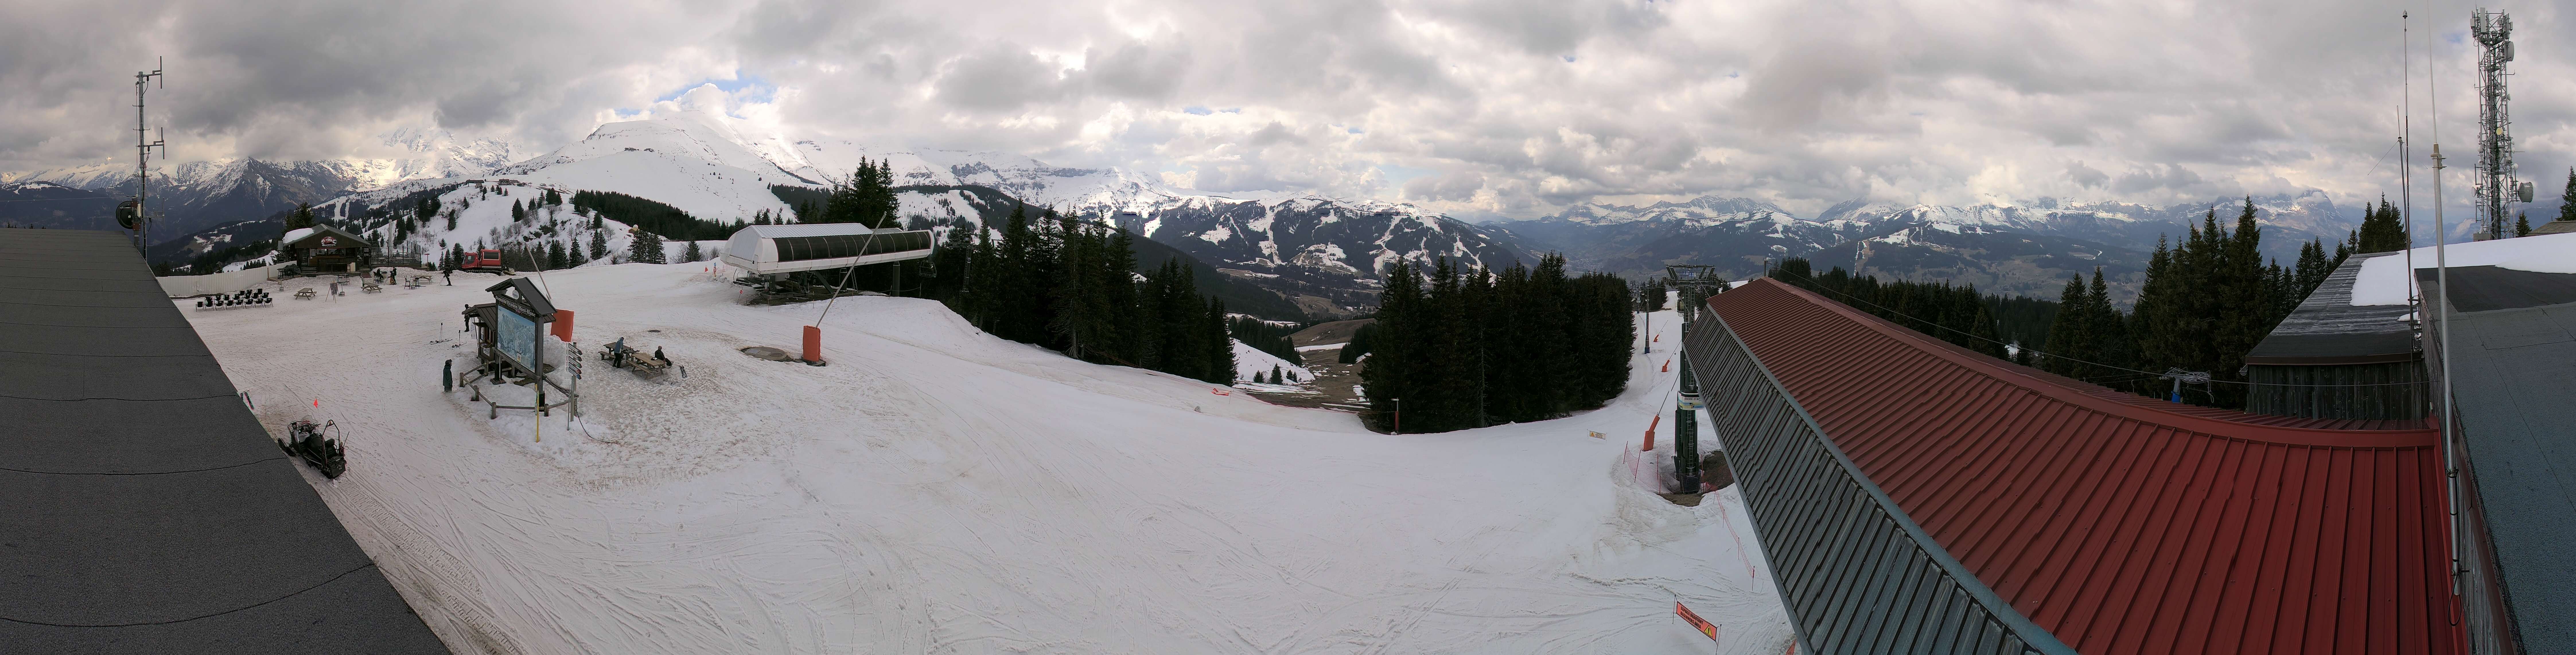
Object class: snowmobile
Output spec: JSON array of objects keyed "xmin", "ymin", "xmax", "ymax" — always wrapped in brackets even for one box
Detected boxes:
[{"xmin": 276, "ymin": 419, "xmax": 347, "ymax": 479}]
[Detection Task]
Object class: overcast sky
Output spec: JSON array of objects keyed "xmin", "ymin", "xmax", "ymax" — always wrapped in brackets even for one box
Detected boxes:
[{"xmin": 3, "ymin": 0, "xmax": 2570, "ymax": 221}]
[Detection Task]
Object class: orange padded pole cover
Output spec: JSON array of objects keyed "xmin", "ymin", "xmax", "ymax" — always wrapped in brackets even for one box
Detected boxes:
[
  {"xmin": 802, "ymin": 325, "xmax": 823, "ymax": 364},
  {"xmin": 551, "ymin": 309, "xmax": 575, "ymax": 342}
]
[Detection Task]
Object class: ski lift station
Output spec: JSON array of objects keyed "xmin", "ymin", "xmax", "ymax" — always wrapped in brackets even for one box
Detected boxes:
[{"xmin": 719, "ymin": 223, "xmax": 934, "ymax": 278}]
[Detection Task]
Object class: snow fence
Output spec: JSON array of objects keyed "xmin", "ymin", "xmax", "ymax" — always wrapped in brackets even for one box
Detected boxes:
[{"xmin": 156, "ymin": 263, "xmax": 284, "ymax": 297}]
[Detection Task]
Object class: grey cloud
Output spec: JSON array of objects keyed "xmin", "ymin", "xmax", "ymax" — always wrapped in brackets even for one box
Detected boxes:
[
  {"xmin": 2067, "ymin": 161, "xmax": 2109, "ymax": 188},
  {"xmin": 933, "ymin": 45, "xmax": 1064, "ymax": 112},
  {"xmin": 1081, "ymin": 40, "xmax": 1191, "ymax": 100},
  {"xmin": 3, "ymin": 0, "xmax": 2567, "ymax": 226},
  {"xmin": 1404, "ymin": 171, "xmax": 1485, "ymax": 202}
]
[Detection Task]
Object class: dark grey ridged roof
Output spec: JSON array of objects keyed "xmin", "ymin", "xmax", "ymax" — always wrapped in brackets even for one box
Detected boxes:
[
  {"xmin": 2246, "ymin": 255, "xmax": 2417, "ymax": 363},
  {"xmin": 0, "ymin": 228, "xmax": 448, "ymax": 654},
  {"xmin": 2427, "ymin": 276, "xmax": 2576, "ymax": 654}
]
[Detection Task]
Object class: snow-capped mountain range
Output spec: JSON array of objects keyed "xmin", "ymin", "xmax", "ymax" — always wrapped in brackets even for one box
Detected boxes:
[
  {"xmin": 1496, "ymin": 192, "xmax": 2368, "ymax": 301},
  {"xmin": 0, "ymin": 128, "xmax": 520, "ymax": 243},
  {"xmin": 14, "ymin": 106, "xmax": 2373, "ymax": 312},
  {"xmin": 273, "ymin": 109, "xmax": 1527, "ymax": 318}
]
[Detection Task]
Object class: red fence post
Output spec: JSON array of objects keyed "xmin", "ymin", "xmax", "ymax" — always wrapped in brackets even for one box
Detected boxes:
[{"xmin": 802, "ymin": 325, "xmax": 823, "ymax": 364}]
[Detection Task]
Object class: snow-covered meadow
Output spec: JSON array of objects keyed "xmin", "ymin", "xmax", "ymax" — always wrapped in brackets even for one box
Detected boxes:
[{"xmin": 184, "ymin": 262, "xmax": 1790, "ymax": 654}]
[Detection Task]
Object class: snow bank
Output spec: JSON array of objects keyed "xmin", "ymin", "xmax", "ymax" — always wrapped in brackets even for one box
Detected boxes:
[
  {"xmin": 182, "ymin": 269, "xmax": 1790, "ymax": 654},
  {"xmin": 2351, "ymin": 231, "xmax": 2576, "ymax": 305},
  {"xmin": 1231, "ymin": 338, "xmax": 1312, "ymax": 383}
]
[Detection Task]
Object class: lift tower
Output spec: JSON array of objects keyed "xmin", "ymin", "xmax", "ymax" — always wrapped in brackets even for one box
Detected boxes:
[{"xmin": 2471, "ymin": 9, "xmax": 2531, "ymax": 240}]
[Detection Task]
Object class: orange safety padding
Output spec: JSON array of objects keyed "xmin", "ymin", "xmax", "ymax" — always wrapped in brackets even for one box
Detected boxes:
[
  {"xmin": 551, "ymin": 309, "xmax": 575, "ymax": 342},
  {"xmin": 801, "ymin": 325, "xmax": 822, "ymax": 363},
  {"xmin": 1643, "ymin": 415, "xmax": 1661, "ymax": 451}
]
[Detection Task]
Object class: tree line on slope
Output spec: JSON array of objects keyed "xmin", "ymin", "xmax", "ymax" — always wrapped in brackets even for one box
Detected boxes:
[
  {"xmin": 1770, "ymin": 258, "xmax": 2014, "ymax": 360},
  {"xmin": 1359, "ymin": 255, "xmax": 1634, "ymax": 433},
  {"xmin": 927, "ymin": 202, "xmax": 1240, "ymax": 385},
  {"xmin": 2032, "ymin": 198, "xmax": 2397, "ymax": 407},
  {"xmin": 1775, "ymin": 197, "xmax": 2406, "ymax": 411},
  {"xmin": 1229, "ymin": 317, "xmax": 1302, "ymax": 364}
]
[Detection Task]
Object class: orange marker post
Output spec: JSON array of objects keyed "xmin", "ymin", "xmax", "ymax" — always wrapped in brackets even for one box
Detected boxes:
[
  {"xmin": 1643, "ymin": 415, "xmax": 1661, "ymax": 451},
  {"xmin": 801, "ymin": 325, "xmax": 823, "ymax": 364}
]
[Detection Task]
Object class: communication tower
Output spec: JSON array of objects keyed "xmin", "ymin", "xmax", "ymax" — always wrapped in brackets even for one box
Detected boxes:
[{"xmin": 2471, "ymin": 9, "xmax": 2532, "ymax": 240}]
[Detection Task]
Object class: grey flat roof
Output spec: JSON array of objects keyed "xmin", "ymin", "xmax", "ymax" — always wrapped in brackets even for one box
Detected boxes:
[
  {"xmin": 0, "ymin": 228, "xmax": 448, "ymax": 654},
  {"xmin": 2247, "ymin": 256, "xmax": 2418, "ymax": 363},
  {"xmin": 2427, "ymin": 278, "xmax": 2576, "ymax": 653}
]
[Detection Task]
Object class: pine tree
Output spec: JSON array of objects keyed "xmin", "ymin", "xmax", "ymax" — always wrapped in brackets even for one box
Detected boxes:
[
  {"xmin": 629, "ymin": 230, "xmax": 665, "ymax": 264},
  {"xmin": 2042, "ymin": 274, "xmax": 2092, "ymax": 378},
  {"xmin": 2515, "ymin": 213, "xmax": 2531, "ymax": 237},
  {"xmin": 683, "ymin": 240, "xmax": 703, "ymax": 263},
  {"xmin": 1362, "ymin": 262, "xmax": 1424, "ymax": 432},
  {"xmin": 543, "ymin": 240, "xmax": 565, "ymax": 269},
  {"xmin": 2561, "ymin": 168, "xmax": 2576, "ymax": 225},
  {"xmin": 1203, "ymin": 296, "xmax": 1234, "ymax": 384},
  {"xmin": 285, "ymin": 203, "xmax": 315, "ymax": 230},
  {"xmin": 588, "ymin": 229, "xmax": 609, "ymax": 262}
]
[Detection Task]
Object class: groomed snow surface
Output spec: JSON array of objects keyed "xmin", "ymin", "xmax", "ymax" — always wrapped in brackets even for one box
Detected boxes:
[{"xmin": 186, "ymin": 263, "xmax": 1790, "ymax": 654}]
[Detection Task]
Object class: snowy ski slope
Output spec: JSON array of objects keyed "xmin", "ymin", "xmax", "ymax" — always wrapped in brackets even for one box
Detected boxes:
[{"xmin": 184, "ymin": 262, "xmax": 1790, "ymax": 654}]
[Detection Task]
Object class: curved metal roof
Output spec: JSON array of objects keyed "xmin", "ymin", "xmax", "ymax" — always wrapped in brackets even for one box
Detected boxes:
[{"xmin": 1705, "ymin": 279, "xmax": 2461, "ymax": 654}]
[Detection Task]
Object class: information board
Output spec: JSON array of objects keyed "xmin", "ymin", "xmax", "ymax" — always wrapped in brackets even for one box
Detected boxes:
[{"xmin": 497, "ymin": 308, "xmax": 539, "ymax": 373}]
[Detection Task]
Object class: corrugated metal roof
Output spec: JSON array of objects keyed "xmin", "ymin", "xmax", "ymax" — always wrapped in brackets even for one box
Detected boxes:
[{"xmin": 1706, "ymin": 279, "xmax": 2462, "ymax": 654}]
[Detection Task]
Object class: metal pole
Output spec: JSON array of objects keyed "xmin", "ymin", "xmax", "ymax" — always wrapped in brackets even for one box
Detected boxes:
[
  {"xmin": 2431, "ymin": 45, "xmax": 2463, "ymax": 593},
  {"xmin": 1674, "ymin": 341, "xmax": 1703, "ymax": 493}
]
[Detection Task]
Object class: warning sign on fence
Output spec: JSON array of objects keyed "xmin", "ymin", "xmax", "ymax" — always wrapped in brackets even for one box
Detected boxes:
[{"xmin": 1675, "ymin": 601, "xmax": 1717, "ymax": 640}]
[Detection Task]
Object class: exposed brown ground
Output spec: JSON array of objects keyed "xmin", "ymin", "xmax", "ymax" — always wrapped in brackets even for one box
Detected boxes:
[
  {"xmin": 1243, "ymin": 339, "xmax": 1369, "ymax": 414},
  {"xmin": 1286, "ymin": 318, "xmax": 1373, "ymax": 348}
]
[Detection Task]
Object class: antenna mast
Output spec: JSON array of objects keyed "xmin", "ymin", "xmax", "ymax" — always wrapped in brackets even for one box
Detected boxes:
[
  {"xmin": 128, "ymin": 57, "xmax": 166, "ymax": 253},
  {"xmin": 2470, "ymin": 9, "xmax": 2525, "ymax": 240}
]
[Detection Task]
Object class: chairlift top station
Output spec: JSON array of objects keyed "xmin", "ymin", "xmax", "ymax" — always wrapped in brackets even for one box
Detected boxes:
[{"xmin": 719, "ymin": 223, "xmax": 934, "ymax": 277}]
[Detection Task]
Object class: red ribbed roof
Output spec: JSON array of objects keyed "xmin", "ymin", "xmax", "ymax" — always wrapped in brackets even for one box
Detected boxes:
[{"xmin": 1707, "ymin": 279, "xmax": 2461, "ymax": 655}]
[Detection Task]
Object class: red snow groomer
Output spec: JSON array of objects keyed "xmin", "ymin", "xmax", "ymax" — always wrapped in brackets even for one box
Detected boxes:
[{"xmin": 460, "ymin": 249, "xmax": 507, "ymax": 273}]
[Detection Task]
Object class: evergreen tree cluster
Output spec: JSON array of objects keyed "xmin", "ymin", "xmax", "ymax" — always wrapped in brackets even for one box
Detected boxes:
[
  {"xmin": 1359, "ymin": 255, "xmax": 1633, "ymax": 433},
  {"xmin": 2353, "ymin": 197, "xmax": 2408, "ymax": 253},
  {"xmin": 1338, "ymin": 322, "xmax": 1378, "ymax": 364},
  {"xmin": 822, "ymin": 160, "xmax": 900, "ymax": 228},
  {"xmin": 937, "ymin": 204, "xmax": 1239, "ymax": 384},
  {"xmin": 571, "ymin": 190, "xmax": 732, "ymax": 241},
  {"xmin": 628, "ymin": 230, "xmax": 667, "ymax": 265},
  {"xmin": 2034, "ymin": 199, "xmax": 2362, "ymax": 407},
  {"xmin": 1229, "ymin": 317, "xmax": 1302, "ymax": 363},
  {"xmin": 1637, "ymin": 280, "xmax": 1669, "ymax": 312},
  {"xmin": 1772, "ymin": 258, "xmax": 2011, "ymax": 359}
]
